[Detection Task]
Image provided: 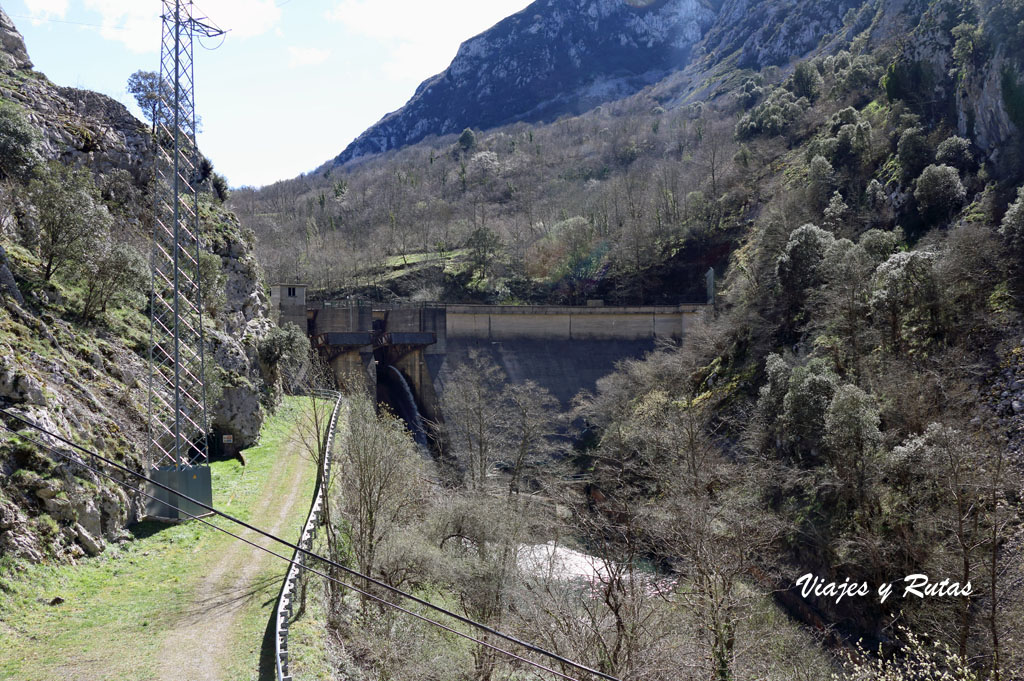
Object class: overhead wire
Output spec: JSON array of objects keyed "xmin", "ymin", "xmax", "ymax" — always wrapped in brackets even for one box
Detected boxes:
[
  {"xmin": 188, "ymin": 1, "xmax": 229, "ymax": 51},
  {"xmin": 8, "ymin": 14, "xmax": 137, "ymax": 33},
  {"xmin": 196, "ymin": 32, "xmax": 226, "ymax": 51},
  {"xmin": 0, "ymin": 408, "xmax": 619, "ymax": 681},
  {"xmin": 0, "ymin": 422, "xmax": 587, "ymax": 681}
]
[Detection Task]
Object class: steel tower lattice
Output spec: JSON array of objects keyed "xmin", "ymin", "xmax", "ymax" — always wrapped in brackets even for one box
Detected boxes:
[{"xmin": 148, "ymin": 1, "xmax": 224, "ymax": 471}]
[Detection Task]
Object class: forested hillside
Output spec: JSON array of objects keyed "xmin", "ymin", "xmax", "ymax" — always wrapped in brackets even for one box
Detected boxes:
[{"xmin": 239, "ymin": 1, "xmax": 1024, "ymax": 679}]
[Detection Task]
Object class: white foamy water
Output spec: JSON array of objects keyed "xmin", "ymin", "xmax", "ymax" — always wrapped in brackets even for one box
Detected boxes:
[{"xmin": 519, "ymin": 542, "xmax": 610, "ymax": 581}]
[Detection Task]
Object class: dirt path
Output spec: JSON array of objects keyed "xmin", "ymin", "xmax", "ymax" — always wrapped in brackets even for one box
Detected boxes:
[{"xmin": 154, "ymin": 444, "xmax": 311, "ymax": 681}]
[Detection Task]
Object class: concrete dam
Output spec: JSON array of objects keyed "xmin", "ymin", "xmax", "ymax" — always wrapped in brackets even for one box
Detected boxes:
[{"xmin": 272, "ymin": 285, "xmax": 709, "ymax": 431}]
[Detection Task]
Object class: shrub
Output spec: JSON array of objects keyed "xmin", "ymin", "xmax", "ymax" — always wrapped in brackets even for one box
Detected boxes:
[
  {"xmin": 1001, "ymin": 67, "xmax": 1024, "ymax": 133},
  {"xmin": 0, "ymin": 101, "xmax": 40, "ymax": 181},
  {"xmin": 736, "ymin": 79, "xmax": 764, "ymax": 109},
  {"xmin": 77, "ymin": 242, "xmax": 147, "ymax": 322},
  {"xmin": 29, "ymin": 163, "xmax": 109, "ymax": 282},
  {"xmin": 458, "ymin": 128, "xmax": 477, "ymax": 153},
  {"xmin": 897, "ymin": 127, "xmax": 932, "ymax": 182},
  {"xmin": 828, "ymin": 107, "xmax": 859, "ymax": 134},
  {"xmin": 808, "ymin": 155, "xmax": 836, "ymax": 210},
  {"xmin": 776, "ymin": 223, "xmax": 836, "ymax": 318},
  {"xmin": 211, "ymin": 173, "xmax": 230, "ymax": 202},
  {"xmin": 999, "ymin": 186, "xmax": 1024, "ymax": 278},
  {"xmin": 834, "ymin": 56, "xmax": 882, "ymax": 100},
  {"xmin": 257, "ymin": 322, "xmax": 310, "ymax": 392},
  {"xmin": 198, "ymin": 251, "xmax": 226, "ymax": 317},
  {"xmin": 935, "ymin": 136, "xmax": 973, "ymax": 171},
  {"xmin": 914, "ymin": 164, "xmax": 966, "ymax": 223},
  {"xmin": 835, "ymin": 626, "xmax": 979, "ymax": 681},
  {"xmin": 791, "ymin": 61, "xmax": 823, "ymax": 101},
  {"xmin": 883, "ymin": 59, "xmax": 933, "ymax": 112}
]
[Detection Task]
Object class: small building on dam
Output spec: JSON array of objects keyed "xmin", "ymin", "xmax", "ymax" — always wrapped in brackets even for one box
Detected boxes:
[{"xmin": 272, "ymin": 284, "xmax": 709, "ymax": 437}]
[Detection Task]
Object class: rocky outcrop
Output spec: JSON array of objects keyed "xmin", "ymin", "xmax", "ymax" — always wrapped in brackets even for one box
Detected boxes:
[
  {"xmin": 864, "ymin": 0, "xmax": 1022, "ymax": 166},
  {"xmin": 0, "ymin": 52, "xmax": 152, "ymax": 181},
  {"xmin": 696, "ymin": 0, "xmax": 864, "ymax": 70},
  {"xmin": 0, "ymin": 13, "xmax": 274, "ymax": 561},
  {"xmin": 203, "ymin": 208, "xmax": 274, "ymax": 448},
  {"xmin": 334, "ymin": 0, "xmax": 714, "ymax": 165},
  {"xmin": 0, "ymin": 7, "xmax": 31, "ymax": 70},
  {"xmin": 958, "ymin": 50, "xmax": 1021, "ymax": 165}
]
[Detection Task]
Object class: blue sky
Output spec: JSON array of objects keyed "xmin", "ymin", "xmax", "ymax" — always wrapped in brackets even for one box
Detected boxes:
[{"xmin": 4, "ymin": 0, "xmax": 534, "ymax": 187}]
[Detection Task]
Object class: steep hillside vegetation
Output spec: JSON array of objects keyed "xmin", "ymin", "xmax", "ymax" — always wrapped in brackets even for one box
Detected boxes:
[
  {"xmin": 0, "ymin": 9, "xmax": 291, "ymax": 563},
  {"xmin": 240, "ymin": 0, "xmax": 1024, "ymax": 679}
]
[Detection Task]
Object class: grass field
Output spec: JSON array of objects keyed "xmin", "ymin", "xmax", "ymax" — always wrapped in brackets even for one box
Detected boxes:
[{"xmin": 0, "ymin": 396, "xmax": 320, "ymax": 681}]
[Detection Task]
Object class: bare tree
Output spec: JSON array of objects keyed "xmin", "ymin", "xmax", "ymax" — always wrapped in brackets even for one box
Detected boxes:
[
  {"xmin": 440, "ymin": 349, "xmax": 508, "ymax": 492},
  {"xmin": 336, "ymin": 395, "xmax": 424, "ymax": 615}
]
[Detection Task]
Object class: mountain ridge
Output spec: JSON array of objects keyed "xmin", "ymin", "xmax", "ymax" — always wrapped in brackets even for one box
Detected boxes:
[{"xmin": 333, "ymin": 0, "xmax": 715, "ymax": 166}]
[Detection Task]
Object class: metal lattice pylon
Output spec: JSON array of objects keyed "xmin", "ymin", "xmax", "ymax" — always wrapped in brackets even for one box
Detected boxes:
[{"xmin": 148, "ymin": 1, "xmax": 224, "ymax": 471}]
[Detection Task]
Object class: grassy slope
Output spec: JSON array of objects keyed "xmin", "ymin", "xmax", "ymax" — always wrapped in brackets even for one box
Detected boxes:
[{"xmin": 0, "ymin": 397, "xmax": 318, "ymax": 681}]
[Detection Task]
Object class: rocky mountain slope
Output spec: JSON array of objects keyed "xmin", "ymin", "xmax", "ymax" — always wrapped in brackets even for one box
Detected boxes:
[
  {"xmin": 332, "ymin": 0, "xmax": 881, "ymax": 166},
  {"xmin": 334, "ymin": 0, "xmax": 715, "ymax": 165},
  {"xmin": 334, "ymin": 0, "xmax": 1021, "ymax": 169},
  {"xmin": 0, "ymin": 8, "xmax": 277, "ymax": 562}
]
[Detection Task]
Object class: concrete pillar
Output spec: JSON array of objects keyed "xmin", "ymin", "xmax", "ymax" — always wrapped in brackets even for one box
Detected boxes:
[
  {"xmin": 329, "ymin": 349, "xmax": 375, "ymax": 396},
  {"xmin": 393, "ymin": 348, "xmax": 443, "ymax": 426}
]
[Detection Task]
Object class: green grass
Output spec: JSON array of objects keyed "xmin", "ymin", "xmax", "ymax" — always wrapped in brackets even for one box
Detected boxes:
[
  {"xmin": 0, "ymin": 397, "xmax": 320, "ymax": 681},
  {"xmin": 285, "ymin": 534, "xmax": 335, "ymax": 680}
]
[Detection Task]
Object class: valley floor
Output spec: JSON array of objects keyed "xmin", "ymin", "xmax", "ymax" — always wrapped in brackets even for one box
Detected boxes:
[{"xmin": 0, "ymin": 397, "xmax": 318, "ymax": 681}]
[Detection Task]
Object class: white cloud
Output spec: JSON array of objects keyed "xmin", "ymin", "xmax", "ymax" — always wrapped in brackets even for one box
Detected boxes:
[
  {"xmin": 288, "ymin": 46, "xmax": 331, "ymax": 68},
  {"xmin": 326, "ymin": 0, "xmax": 532, "ymax": 81},
  {"xmin": 23, "ymin": 0, "xmax": 70, "ymax": 21},
  {"xmin": 28, "ymin": 0, "xmax": 284, "ymax": 53},
  {"xmin": 81, "ymin": 0, "xmax": 160, "ymax": 53},
  {"xmin": 189, "ymin": 0, "xmax": 281, "ymax": 39}
]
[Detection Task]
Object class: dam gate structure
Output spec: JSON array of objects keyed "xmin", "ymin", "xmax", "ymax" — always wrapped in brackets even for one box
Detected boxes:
[{"xmin": 273, "ymin": 285, "xmax": 709, "ymax": 436}]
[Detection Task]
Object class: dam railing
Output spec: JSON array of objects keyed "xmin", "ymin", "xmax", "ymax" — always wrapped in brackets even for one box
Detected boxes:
[
  {"xmin": 274, "ymin": 390, "xmax": 343, "ymax": 681},
  {"xmin": 317, "ymin": 300, "xmax": 707, "ymax": 312}
]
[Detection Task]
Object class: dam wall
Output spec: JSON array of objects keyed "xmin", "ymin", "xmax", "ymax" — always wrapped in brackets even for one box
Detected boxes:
[
  {"xmin": 446, "ymin": 304, "xmax": 704, "ymax": 342},
  {"xmin": 440, "ymin": 304, "xmax": 706, "ymax": 406},
  {"xmin": 277, "ymin": 286, "xmax": 709, "ymax": 415},
  {"xmin": 438, "ymin": 337, "xmax": 658, "ymax": 406}
]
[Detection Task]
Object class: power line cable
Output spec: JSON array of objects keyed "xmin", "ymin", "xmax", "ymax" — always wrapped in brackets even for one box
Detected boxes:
[
  {"xmin": 8, "ymin": 14, "xmax": 138, "ymax": 32},
  {"xmin": 188, "ymin": 1, "xmax": 229, "ymax": 50},
  {"xmin": 0, "ymin": 422, "xmax": 589, "ymax": 681},
  {"xmin": 0, "ymin": 408, "xmax": 619, "ymax": 681}
]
